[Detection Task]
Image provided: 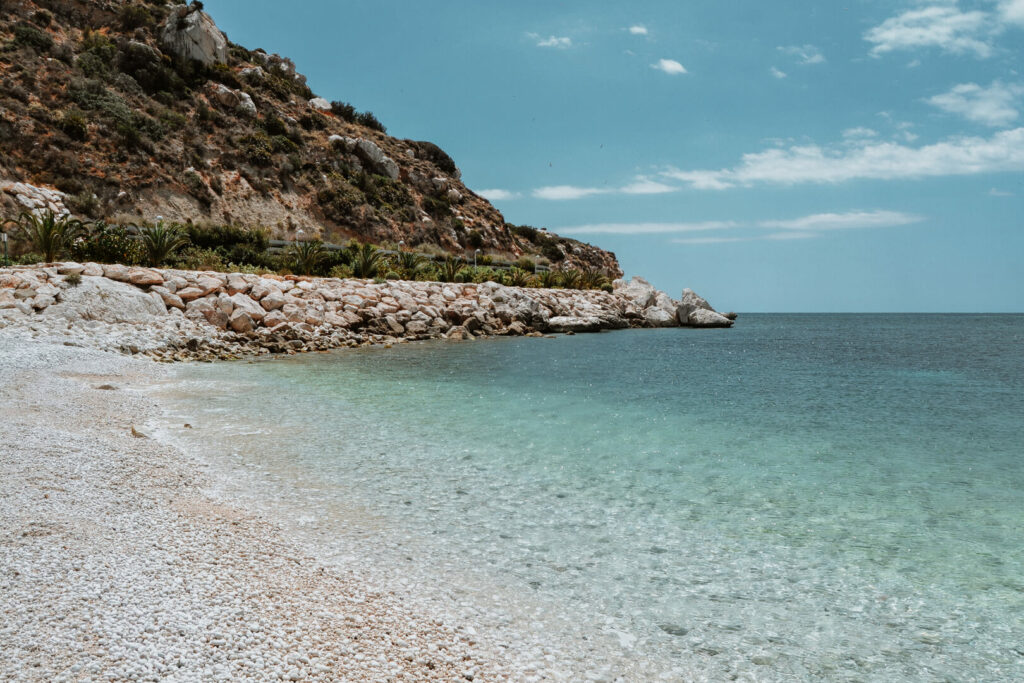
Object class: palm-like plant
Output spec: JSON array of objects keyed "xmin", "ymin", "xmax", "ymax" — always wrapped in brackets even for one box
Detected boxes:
[
  {"xmin": 288, "ymin": 239, "xmax": 328, "ymax": 275},
  {"xmin": 506, "ymin": 267, "xmax": 535, "ymax": 287},
  {"xmin": 537, "ymin": 269, "xmax": 561, "ymax": 289},
  {"xmin": 559, "ymin": 268, "xmax": 583, "ymax": 290},
  {"xmin": 437, "ymin": 255, "xmax": 465, "ymax": 283},
  {"xmin": 351, "ymin": 242, "xmax": 384, "ymax": 278},
  {"xmin": 14, "ymin": 210, "xmax": 87, "ymax": 263},
  {"xmin": 141, "ymin": 222, "xmax": 189, "ymax": 266},
  {"xmin": 395, "ymin": 251, "xmax": 425, "ymax": 280},
  {"xmin": 581, "ymin": 268, "xmax": 610, "ymax": 290}
]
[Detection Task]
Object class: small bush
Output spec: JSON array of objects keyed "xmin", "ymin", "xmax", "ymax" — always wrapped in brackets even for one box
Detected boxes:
[
  {"xmin": 170, "ymin": 246, "xmax": 225, "ymax": 271},
  {"xmin": 238, "ymin": 132, "xmax": 274, "ymax": 166},
  {"xmin": 541, "ymin": 242, "xmax": 564, "ymax": 262},
  {"xmin": 70, "ymin": 222, "xmax": 143, "ymax": 265},
  {"xmin": 14, "ymin": 23, "xmax": 53, "ymax": 52},
  {"xmin": 354, "ymin": 110, "xmax": 386, "ymax": 133},
  {"xmin": 330, "ymin": 100, "xmax": 356, "ymax": 122},
  {"xmin": 31, "ymin": 10, "xmax": 52, "ymax": 27},
  {"xmin": 329, "ymin": 264, "xmax": 354, "ymax": 279},
  {"xmin": 413, "ymin": 140, "xmax": 458, "ymax": 176},
  {"xmin": 263, "ymin": 115, "xmax": 288, "ymax": 136},
  {"xmin": 141, "ymin": 223, "xmax": 189, "ymax": 266},
  {"xmin": 119, "ymin": 5, "xmax": 153, "ymax": 30},
  {"xmin": 64, "ymin": 272, "xmax": 82, "ymax": 287},
  {"xmin": 514, "ymin": 257, "xmax": 536, "ymax": 272},
  {"xmin": 59, "ymin": 110, "xmax": 89, "ymax": 141}
]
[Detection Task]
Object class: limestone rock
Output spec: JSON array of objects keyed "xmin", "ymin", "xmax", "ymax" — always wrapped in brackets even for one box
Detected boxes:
[
  {"xmin": 643, "ymin": 307, "xmax": 678, "ymax": 328},
  {"xmin": 547, "ymin": 316, "xmax": 603, "ymax": 333},
  {"xmin": 351, "ymin": 139, "xmax": 400, "ymax": 180},
  {"xmin": 160, "ymin": 4, "xmax": 228, "ymax": 66},
  {"xmin": 676, "ymin": 288, "xmax": 713, "ymax": 324},
  {"xmin": 261, "ymin": 290, "xmax": 286, "ymax": 311},
  {"xmin": 127, "ymin": 268, "xmax": 163, "ymax": 287},
  {"xmin": 228, "ymin": 309, "xmax": 255, "ymax": 333},
  {"xmin": 614, "ymin": 276, "xmax": 657, "ymax": 309},
  {"xmin": 308, "ymin": 97, "xmax": 331, "ymax": 111},
  {"xmin": 41, "ymin": 277, "xmax": 165, "ymax": 324},
  {"xmin": 687, "ymin": 308, "xmax": 733, "ymax": 328}
]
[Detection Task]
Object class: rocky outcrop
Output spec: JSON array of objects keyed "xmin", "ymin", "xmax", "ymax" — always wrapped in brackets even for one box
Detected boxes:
[
  {"xmin": 342, "ymin": 138, "xmax": 401, "ymax": 181},
  {"xmin": 675, "ymin": 288, "xmax": 734, "ymax": 328},
  {"xmin": 0, "ymin": 182, "xmax": 69, "ymax": 217},
  {"xmin": 160, "ymin": 4, "xmax": 228, "ymax": 67},
  {"xmin": 0, "ymin": 266, "xmax": 733, "ymax": 361}
]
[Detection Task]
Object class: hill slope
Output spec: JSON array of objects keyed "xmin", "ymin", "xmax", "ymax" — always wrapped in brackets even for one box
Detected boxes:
[{"xmin": 0, "ymin": 0, "xmax": 621, "ymax": 275}]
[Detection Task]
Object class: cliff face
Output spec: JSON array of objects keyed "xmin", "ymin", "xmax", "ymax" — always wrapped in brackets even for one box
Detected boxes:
[{"xmin": 0, "ymin": 0, "xmax": 621, "ymax": 276}]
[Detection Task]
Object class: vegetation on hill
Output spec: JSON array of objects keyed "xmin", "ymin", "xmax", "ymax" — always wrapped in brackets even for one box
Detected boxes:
[{"xmin": 0, "ymin": 0, "xmax": 622, "ymax": 277}]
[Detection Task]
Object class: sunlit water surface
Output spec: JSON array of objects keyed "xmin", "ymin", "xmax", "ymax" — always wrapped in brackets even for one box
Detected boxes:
[{"xmin": 151, "ymin": 314, "xmax": 1024, "ymax": 680}]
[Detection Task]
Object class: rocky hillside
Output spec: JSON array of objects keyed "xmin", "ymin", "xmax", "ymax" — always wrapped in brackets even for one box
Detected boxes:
[{"xmin": 0, "ymin": 0, "xmax": 621, "ymax": 275}]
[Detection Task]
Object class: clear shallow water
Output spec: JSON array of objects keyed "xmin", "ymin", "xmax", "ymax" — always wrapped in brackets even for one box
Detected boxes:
[{"xmin": 154, "ymin": 315, "xmax": 1024, "ymax": 680}]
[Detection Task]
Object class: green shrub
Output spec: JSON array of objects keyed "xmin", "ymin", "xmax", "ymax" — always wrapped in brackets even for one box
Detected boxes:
[
  {"xmin": 537, "ymin": 270, "xmax": 561, "ymax": 289},
  {"xmin": 330, "ymin": 100, "xmax": 356, "ymax": 122},
  {"xmin": 170, "ymin": 246, "xmax": 225, "ymax": 271},
  {"xmin": 141, "ymin": 223, "xmax": 189, "ymax": 266},
  {"xmin": 542, "ymin": 242, "xmax": 565, "ymax": 262},
  {"xmin": 413, "ymin": 140, "xmax": 457, "ymax": 176},
  {"xmin": 119, "ymin": 5, "xmax": 153, "ymax": 30},
  {"xmin": 466, "ymin": 230, "xmax": 483, "ymax": 249},
  {"xmin": 239, "ymin": 132, "xmax": 274, "ymax": 165},
  {"xmin": 317, "ymin": 175, "xmax": 364, "ymax": 218},
  {"xmin": 329, "ymin": 264, "xmax": 354, "ymax": 279},
  {"xmin": 350, "ymin": 242, "xmax": 384, "ymax": 278},
  {"xmin": 581, "ymin": 268, "xmax": 610, "ymax": 290},
  {"xmin": 506, "ymin": 267, "xmax": 535, "ymax": 287},
  {"xmin": 31, "ymin": 10, "xmax": 52, "ymax": 27},
  {"xmin": 186, "ymin": 224, "xmax": 268, "ymax": 252},
  {"xmin": 354, "ymin": 110, "xmax": 386, "ymax": 133},
  {"xmin": 76, "ymin": 52, "xmax": 110, "ymax": 78},
  {"xmin": 12, "ymin": 210, "xmax": 88, "ymax": 263},
  {"xmin": 59, "ymin": 109, "xmax": 89, "ymax": 141},
  {"xmin": 14, "ymin": 23, "xmax": 53, "ymax": 52},
  {"xmin": 514, "ymin": 257, "xmax": 536, "ymax": 272},
  {"xmin": 436, "ymin": 256, "xmax": 465, "ymax": 283},
  {"xmin": 559, "ymin": 268, "xmax": 583, "ymax": 290},
  {"xmin": 66, "ymin": 191, "xmax": 101, "ymax": 219},
  {"xmin": 64, "ymin": 272, "xmax": 82, "ymax": 287},
  {"xmin": 287, "ymin": 240, "xmax": 327, "ymax": 275},
  {"xmin": 263, "ymin": 115, "xmax": 288, "ymax": 136},
  {"xmin": 421, "ymin": 195, "xmax": 450, "ymax": 218},
  {"xmin": 208, "ymin": 62, "xmax": 241, "ymax": 89},
  {"xmin": 70, "ymin": 222, "xmax": 143, "ymax": 265}
]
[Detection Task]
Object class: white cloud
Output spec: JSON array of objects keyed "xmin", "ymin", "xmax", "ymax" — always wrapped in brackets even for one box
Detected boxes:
[
  {"xmin": 842, "ymin": 127, "xmax": 879, "ymax": 139},
  {"xmin": 478, "ymin": 189, "xmax": 521, "ymax": 201},
  {"xmin": 778, "ymin": 44, "xmax": 825, "ymax": 65},
  {"xmin": 558, "ymin": 221, "xmax": 737, "ymax": 235},
  {"xmin": 989, "ymin": 187, "xmax": 1013, "ymax": 196},
  {"xmin": 662, "ymin": 127, "xmax": 1024, "ymax": 188},
  {"xmin": 757, "ymin": 210, "xmax": 924, "ymax": 231},
  {"xmin": 927, "ymin": 81, "xmax": 1024, "ymax": 126},
  {"xmin": 671, "ymin": 236, "xmax": 750, "ymax": 245},
  {"xmin": 651, "ymin": 58, "xmax": 687, "ymax": 75},
  {"xmin": 771, "ymin": 67, "xmax": 788, "ymax": 79},
  {"xmin": 1001, "ymin": 0, "xmax": 1024, "ymax": 25},
  {"xmin": 532, "ymin": 185, "xmax": 608, "ymax": 200},
  {"xmin": 628, "ymin": 25, "xmax": 648, "ymax": 35},
  {"xmin": 864, "ymin": 5, "xmax": 993, "ymax": 57},
  {"xmin": 620, "ymin": 178, "xmax": 677, "ymax": 195},
  {"xmin": 534, "ymin": 35, "xmax": 572, "ymax": 49}
]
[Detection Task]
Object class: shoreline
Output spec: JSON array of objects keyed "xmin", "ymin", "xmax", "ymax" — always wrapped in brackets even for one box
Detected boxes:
[
  {"xmin": 0, "ymin": 263, "xmax": 734, "ymax": 362},
  {"xmin": 0, "ymin": 336, "xmax": 687, "ymax": 681},
  {"xmin": 0, "ymin": 340, "xmax": 528, "ymax": 681}
]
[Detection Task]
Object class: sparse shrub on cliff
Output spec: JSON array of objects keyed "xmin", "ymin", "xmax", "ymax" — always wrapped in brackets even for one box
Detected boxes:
[
  {"xmin": 288, "ymin": 240, "xmax": 327, "ymax": 275},
  {"xmin": 64, "ymin": 272, "xmax": 82, "ymax": 287},
  {"xmin": 59, "ymin": 109, "xmax": 89, "ymax": 141},
  {"xmin": 541, "ymin": 242, "xmax": 565, "ymax": 262},
  {"xmin": 355, "ymin": 110, "xmax": 386, "ymax": 133},
  {"xmin": 141, "ymin": 223, "xmax": 189, "ymax": 266},
  {"xmin": 119, "ymin": 5, "xmax": 154, "ymax": 31},
  {"xmin": 12, "ymin": 210, "xmax": 88, "ymax": 263},
  {"xmin": 13, "ymin": 23, "xmax": 53, "ymax": 53},
  {"xmin": 239, "ymin": 132, "xmax": 274, "ymax": 166},
  {"xmin": 330, "ymin": 100, "xmax": 356, "ymax": 122},
  {"xmin": 412, "ymin": 141, "xmax": 458, "ymax": 177}
]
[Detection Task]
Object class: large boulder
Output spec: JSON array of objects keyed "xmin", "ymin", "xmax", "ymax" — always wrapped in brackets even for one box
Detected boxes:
[
  {"xmin": 687, "ymin": 308, "xmax": 733, "ymax": 328},
  {"xmin": 160, "ymin": 4, "xmax": 228, "ymax": 67},
  {"xmin": 614, "ymin": 276, "xmax": 658, "ymax": 309},
  {"xmin": 676, "ymin": 288, "xmax": 713, "ymax": 324},
  {"xmin": 547, "ymin": 316, "xmax": 603, "ymax": 333},
  {"xmin": 351, "ymin": 139, "xmax": 400, "ymax": 180},
  {"xmin": 41, "ymin": 277, "xmax": 166, "ymax": 324}
]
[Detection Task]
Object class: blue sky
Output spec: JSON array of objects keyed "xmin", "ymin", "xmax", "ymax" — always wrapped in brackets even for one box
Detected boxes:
[{"xmin": 207, "ymin": 0, "xmax": 1023, "ymax": 311}]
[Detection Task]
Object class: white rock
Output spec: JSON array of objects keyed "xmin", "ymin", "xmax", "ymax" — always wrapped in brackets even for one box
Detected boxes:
[{"xmin": 160, "ymin": 4, "xmax": 228, "ymax": 66}]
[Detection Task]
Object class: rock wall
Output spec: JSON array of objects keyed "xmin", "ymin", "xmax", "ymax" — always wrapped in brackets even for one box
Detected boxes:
[{"xmin": 0, "ymin": 265, "xmax": 732, "ymax": 361}]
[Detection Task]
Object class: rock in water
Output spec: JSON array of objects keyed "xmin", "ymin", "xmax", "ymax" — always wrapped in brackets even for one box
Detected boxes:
[
  {"xmin": 160, "ymin": 4, "xmax": 228, "ymax": 67},
  {"xmin": 688, "ymin": 308, "xmax": 733, "ymax": 328},
  {"xmin": 676, "ymin": 287, "xmax": 713, "ymax": 323}
]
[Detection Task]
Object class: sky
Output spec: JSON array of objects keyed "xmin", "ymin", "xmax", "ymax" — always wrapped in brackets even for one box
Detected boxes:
[{"xmin": 207, "ymin": 0, "xmax": 1024, "ymax": 311}]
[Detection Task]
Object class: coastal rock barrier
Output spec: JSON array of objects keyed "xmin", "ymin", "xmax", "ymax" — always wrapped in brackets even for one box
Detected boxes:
[{"xmin": 0, "ymin": 264, "xmax": 734, "ymax": 360}]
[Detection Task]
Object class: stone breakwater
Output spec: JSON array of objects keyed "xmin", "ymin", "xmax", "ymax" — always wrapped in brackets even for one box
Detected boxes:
[{"xmin": 0, "ymin": 263, "xmax": 734, "ymax": 361}]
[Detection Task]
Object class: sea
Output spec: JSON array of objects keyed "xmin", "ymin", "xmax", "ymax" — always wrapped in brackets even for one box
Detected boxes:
[{"xmin": 150, "ymin": 314, "xmax": 1024, "ymax": 681}]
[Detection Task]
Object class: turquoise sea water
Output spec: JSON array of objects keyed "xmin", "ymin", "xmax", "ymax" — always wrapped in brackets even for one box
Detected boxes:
[{"xmin": 155, "ymin": 315, "xmax": 1024, "ymax": 680}]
